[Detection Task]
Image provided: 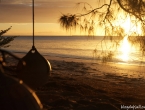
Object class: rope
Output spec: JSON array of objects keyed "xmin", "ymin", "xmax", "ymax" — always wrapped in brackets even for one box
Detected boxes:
[{"xmin": 32, "ymin": 0, "xmax": 35, "ymax": 49}]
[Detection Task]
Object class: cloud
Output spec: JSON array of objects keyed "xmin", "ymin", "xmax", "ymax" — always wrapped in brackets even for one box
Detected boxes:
[
  {"xmin": 1, "ymin": 0, "xmax": 90, "ymax": 5},
  {"xmin": 0, "ymin": 0, "xmax": 96, "ymax": 23},
  {"xmin": 0, "ymin": 1, "xmax": 74, "ymax": 23}
]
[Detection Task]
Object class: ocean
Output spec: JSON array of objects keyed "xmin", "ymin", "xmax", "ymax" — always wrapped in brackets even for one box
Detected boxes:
[{"xmin": 4, "ymin": 36, "xmax": 144, "ymax": 65}]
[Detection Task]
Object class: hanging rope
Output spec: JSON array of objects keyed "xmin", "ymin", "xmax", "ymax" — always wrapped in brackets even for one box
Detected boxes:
[
  {"xmin": 17, "ymin": 0, "xmax": 52, "ymax": 89},
  {"xmin": 32, "ymin": 0, "xmax": 35, "ymax": 49}
]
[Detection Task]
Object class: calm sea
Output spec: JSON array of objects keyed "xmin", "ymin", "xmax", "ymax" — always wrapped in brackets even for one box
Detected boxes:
[{"xmin": 4, "ymin": 36, "xmax": 144, "ymax": 65}]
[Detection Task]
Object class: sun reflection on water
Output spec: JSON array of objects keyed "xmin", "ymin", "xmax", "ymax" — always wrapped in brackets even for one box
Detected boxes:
[{"xmin": 119, "ymin": 35, "xmax": 131, "ymax": 62}]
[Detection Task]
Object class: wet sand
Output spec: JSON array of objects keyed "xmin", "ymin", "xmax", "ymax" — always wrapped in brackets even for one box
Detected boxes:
[
  {"xmin": 36, "ymin": 56, "xmax": 145, "ymax": 110},
  {"xmin": 14, "ymin": 53, "xmax": 145, "ymax": 110}
]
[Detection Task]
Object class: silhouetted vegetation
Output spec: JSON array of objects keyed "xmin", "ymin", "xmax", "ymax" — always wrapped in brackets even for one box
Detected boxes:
[
  {"xmin": 59, "ymin": 0, "xmax": 145, "ymax": 62},
  {"xmin": 0, "ymin": 26, "xmax": 17, "ymax": 48}
]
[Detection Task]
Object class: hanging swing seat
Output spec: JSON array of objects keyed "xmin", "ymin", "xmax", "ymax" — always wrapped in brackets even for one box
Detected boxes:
[
  {"xmin": 0, "ymin": 49, "xmax": 43, "ymax": 110},
  {"xmin": 17, "ymin": 46, "xmax": 51, "ymax": 89},
  {"xmin": 17, "ymin": 0, "xmax": 51, "ymax": 89}
]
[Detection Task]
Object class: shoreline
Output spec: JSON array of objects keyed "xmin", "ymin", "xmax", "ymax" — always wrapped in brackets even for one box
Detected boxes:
[
  {"xmin": 14, "ymin": 52, "xmax": 145, "ymax": 79},
  {"xmin": 13, "ymin": 51, "xmax": 145, "ymax": 65},
  {"xmin": 9, "ymin": 52, "xmax": 145, "ymax": 109}
]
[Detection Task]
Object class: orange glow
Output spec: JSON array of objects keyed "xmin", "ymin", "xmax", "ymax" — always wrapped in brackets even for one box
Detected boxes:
[
  {"xmin": 118, "ymin": 15, "xmax": 141, "ymax": 62},
  {"xmin": 120, "ymin": 15, "xmax": 142, "ymax": 35},
  {"xmin": 119, "ymin": 35, "xmax": 131, "ymax": 61},
  {"xmin": 0, "ymin": 23, "xmax": 68, "ymax": 36}
]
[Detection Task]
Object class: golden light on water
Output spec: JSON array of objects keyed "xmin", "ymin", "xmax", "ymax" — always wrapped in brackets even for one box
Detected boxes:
[
  {"xmin": 119, "ymin": 17, "xmax": 131, "ymax": 61},
  {"xmin": 117, "ymin": 16, "xmax": 132, "ymax": 62},
  {"xmin": 117, "ymin": 16, "xmax": 131, "ymax": 61},
  {"xmin": 117, "ymin": 14, "xmax": 143, "ymax": 62},
  {"xmin": 119, "ymin": 36, "xmax": 131, "ymax": 61}
]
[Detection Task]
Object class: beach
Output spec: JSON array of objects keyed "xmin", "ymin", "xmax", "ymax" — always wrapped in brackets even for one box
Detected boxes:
[
  {"xmin": 1, "ymin": 0, "xmax": 145, "ymax": 109},
  {"xmin": 14, "ymin": 54, "xmax": 145, "ymax": 110}
]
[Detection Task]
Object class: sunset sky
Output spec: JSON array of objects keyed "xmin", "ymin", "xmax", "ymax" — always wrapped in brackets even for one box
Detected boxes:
[{"xmin": 0, "ymin": 0, "xmax": 98, "ymax": 36}]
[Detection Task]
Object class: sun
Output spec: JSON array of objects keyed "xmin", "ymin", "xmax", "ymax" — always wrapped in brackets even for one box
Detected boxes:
[
  {"xmin": 119, "ymin": 16, "xmax": 131, "ymax": 61},
  {"xmin": 119, "ymin": 15, "xmax": 142, "ymax": 35},
  {"xmin": 119, "ymin": 35, "xmax": 131, "ymax": 61},
  {"xmin": 117, "ymin": 17, "xmax": 130, "ymax": 61},
  {"xmin": 117, "ymin": 15, "xmax": 142, "ymax": 62},
  {"xmin": 121, "ymin": 16, "xmax": 131, "ymax": 34}
]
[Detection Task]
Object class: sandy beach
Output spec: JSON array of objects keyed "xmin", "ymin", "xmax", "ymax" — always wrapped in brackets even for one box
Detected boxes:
[{"xmin": 13, "ymin": 53, "xmax": 145, "ymax": 110}]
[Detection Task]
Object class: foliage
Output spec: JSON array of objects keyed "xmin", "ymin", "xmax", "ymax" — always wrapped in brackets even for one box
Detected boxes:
[
  {"xmin": 59, "ymin": 0, "xmax": 145, "ymax": 62},
  {"xmin": 0, "ymin": 26, "xmax": 17, "ymax": 48},
  {"xmin": 101, "ymin": 51, "xmax": 114, "ymax": 63}
]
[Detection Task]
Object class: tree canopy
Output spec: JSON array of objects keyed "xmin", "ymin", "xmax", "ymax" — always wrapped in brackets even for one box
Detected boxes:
[{"xmin": 59, "ymin": 0, "xmax": 145, "ymax": 62}]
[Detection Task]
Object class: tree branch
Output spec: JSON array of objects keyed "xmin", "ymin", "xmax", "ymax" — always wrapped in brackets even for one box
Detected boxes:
[
  {"xmin": 116, "ymin": 0, "xmax": 145, "ymax": 24},
  {"xmin": 76, "ymin": 4, "xmax": 110, "ymax": 17}
]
